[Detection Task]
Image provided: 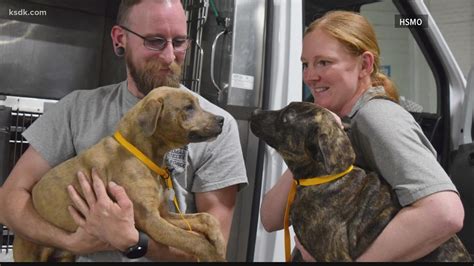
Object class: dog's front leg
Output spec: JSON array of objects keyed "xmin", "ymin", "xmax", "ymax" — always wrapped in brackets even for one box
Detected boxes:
[
  {"xmin": 113, "ymin": 168, "xmax": 226, "ymax": 261},
  {"xmin": 134, "ymin": 208, "xmax": 226, "ymax": 261},
  {"xmin": 163, "ymin": 212, "xmax": 226, "ymax": 257}
]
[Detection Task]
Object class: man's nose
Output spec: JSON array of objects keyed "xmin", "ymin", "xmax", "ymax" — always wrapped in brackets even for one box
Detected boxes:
[{"xmin": 158, "ymin": 42, "xmax": 176, "ymax": 65}]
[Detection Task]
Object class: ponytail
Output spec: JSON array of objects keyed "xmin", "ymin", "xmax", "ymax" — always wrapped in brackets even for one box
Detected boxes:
[{"xmin": 372, "ymin": 72, "xmax": 399, "ymax": 103}]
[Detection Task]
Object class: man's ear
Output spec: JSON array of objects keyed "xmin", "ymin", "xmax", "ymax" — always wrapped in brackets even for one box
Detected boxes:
[
  {"xmin": 359, "ymin": 51, "xmax": 375, "ymax": 78},
  {"xmin": 111, "ymin": 25, "xmax": 126, "ymax": 55},
  {"xmin": 137, "ymin": 98, "xmax": 163, "ymax": 136}
]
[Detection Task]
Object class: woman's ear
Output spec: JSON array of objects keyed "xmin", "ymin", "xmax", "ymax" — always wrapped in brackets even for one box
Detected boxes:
[{"xmin": 359, "ymin": 51, "xmax": 375, "ymax": 78}]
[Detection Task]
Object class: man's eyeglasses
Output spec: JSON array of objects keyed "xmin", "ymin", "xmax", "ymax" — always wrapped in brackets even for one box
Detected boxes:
[{"xmin": 119, "ymin": 25, "xmax": 190, "ymax": 52}]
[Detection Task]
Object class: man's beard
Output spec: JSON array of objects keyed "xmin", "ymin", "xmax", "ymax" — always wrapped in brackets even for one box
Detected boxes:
[{"xmin": 127, "ymin": 53, "xmax": 182, "ymax": 96}]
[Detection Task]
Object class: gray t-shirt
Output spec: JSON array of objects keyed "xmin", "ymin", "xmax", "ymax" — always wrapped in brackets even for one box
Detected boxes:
[
  {"xmin": 23, "ymin": 81, "xmax": 248, "ymax": 262},
  {"xmin": 346, "ymin": 86, "xmax": 457, "ymax": 207}
]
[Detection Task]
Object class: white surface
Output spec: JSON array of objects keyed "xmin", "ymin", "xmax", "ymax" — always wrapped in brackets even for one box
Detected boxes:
[
  {"xmin": 0, "ymin": 251, "xmax": 14, "ymax": 262},
  {"xmin": 252, "ymin": 0, "xmax": 302, "ymax": 262}
]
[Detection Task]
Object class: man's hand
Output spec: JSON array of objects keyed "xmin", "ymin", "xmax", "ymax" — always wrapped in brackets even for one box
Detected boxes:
[
  {"xmin": 67, "ymin": 168, "xmax": 139, "ymax": 252},
  {"xmin": 66, "ymin": 226, "xmax": 113, "ymax": 255}
]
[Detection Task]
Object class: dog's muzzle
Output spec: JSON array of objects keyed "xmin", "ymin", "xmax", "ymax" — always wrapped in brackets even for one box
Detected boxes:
[
  {"xmin": 188, "ymin": 115, "xmax": 224, "ymax": 142},
  {"xmin": 249, "ymin": 108, "xmax": 267, "ymax": 137}
]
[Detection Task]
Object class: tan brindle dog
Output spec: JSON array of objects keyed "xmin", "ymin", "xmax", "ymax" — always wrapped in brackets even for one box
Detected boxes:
[{"xmin": 13, "ymin": 86, "xmax": 226, "ymax": 262}]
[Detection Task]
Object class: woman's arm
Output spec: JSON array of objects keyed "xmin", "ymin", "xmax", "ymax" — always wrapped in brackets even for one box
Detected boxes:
[
  {"xmin": 356, "ymin": 190, "xmax": 463, "ymax": 261},
  {"xmin": 260, "ymin": 169, "xmax": 294, "ymax": 232}
]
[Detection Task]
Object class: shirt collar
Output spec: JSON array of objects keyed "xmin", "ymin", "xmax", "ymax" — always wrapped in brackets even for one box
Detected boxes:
[
  {"xmin": 121, "ymin": 80, "xmax": 140, "ymax": 107},
  {"xmin": 346, "ymin": 86, "xmax": 386, "ymax": 119}
]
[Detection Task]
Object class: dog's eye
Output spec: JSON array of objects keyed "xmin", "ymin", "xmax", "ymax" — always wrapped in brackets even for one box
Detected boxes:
[
  {"xmin": 280, "ymin": 112, "xmax": 290, "ymax": 124},
  {"xmin": 185, "ymin": 104, "xmax": 194, "ymax": 112},
  {"xmin": 183, "ymin": 104, "xmax": 195, "ymax": 120},
  {"xmin": 281, "ymin": 110, "xmax": 296, "ymax": 124}
]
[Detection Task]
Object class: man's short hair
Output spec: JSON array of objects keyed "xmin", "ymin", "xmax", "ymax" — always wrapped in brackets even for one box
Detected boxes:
[
  {"xmin": 117, "ymin": 0, "xmax": 142, "ymax": 26},
  {"xmin": 116, "ymin": 0, "xmax": 182, "ymax": 26}
]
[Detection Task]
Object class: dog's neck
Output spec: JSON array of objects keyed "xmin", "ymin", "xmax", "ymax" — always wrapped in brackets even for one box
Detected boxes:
[{"xmin": 116, "ymin": 127, "xmax": 182, "ymax": 168}]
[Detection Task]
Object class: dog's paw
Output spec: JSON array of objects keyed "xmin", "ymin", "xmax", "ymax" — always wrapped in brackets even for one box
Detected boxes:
[
  {"xmin": 192, "ymin": 239, "xmax": 226, "ymax": 262},
  {"xmin": 197, "ymin": 249, "xmax": 227, "ymax": 262},
  {"xmin": 199, "ymin": 213, "xmax": 226, "ymax": 253}
]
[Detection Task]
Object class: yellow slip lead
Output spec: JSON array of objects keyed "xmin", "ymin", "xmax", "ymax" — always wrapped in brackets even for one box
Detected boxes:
[
  {"xmin": 114, "ymin": 131, "xmax": 193, "ymax": 232},
  {"xmin": 283, "ymin": 165, "xmax": 354, "ymax": 262}
]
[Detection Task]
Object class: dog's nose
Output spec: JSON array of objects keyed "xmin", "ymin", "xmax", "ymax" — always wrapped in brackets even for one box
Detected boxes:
[
  {"xmin": 215, "ymin": 116, "xmax": 224, "ymax": 127},
  {"xmin": 252, "ymin": 109, "xmax": 262, "ymax": 116},
  {"xmin": 250, "ymin": 109, "xmax": 263, "ymax": 120}
]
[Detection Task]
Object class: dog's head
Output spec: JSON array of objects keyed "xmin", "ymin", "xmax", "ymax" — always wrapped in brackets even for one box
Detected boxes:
[
  {"xmin": 122, "ymin": 86, "xmax": 224, "ymax": 147},
  {"xmin": 250, "ymin": 102, "xmax": 355, "ymax": 179}
]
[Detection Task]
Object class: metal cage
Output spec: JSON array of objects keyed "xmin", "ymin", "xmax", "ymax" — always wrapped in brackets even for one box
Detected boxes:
[{"xmin": 0, "ymin": 97, "xmax": 54, "ymax": 261}]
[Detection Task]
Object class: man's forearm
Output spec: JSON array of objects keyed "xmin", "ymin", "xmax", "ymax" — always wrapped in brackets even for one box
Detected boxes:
[{"xmin": 4, "ymin": 189, "xmax": 71, "ymax": 250}]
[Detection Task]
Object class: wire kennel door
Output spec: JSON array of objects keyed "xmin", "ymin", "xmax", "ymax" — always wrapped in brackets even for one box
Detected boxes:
[{"xmin": 0, "ymin": 96, "xmax": 56, "ymax": 261}]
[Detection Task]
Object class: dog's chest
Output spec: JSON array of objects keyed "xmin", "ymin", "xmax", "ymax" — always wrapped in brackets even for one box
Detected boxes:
[
  {"xmin": 289, "ymin": 177, "xmax": 357, "ymax": 233},
  {"xmin": 289, "ymin": 169, "xmax": 395, "ymax": 224},
  {"xmin": 289, "ymin": 169, "xmax": 401, "ymax": 261}
]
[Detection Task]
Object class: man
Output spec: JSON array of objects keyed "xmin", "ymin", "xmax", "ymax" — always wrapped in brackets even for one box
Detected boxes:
[{"xmin": 1, "ymin": 0, "xmax": 248, "ymax": 261}]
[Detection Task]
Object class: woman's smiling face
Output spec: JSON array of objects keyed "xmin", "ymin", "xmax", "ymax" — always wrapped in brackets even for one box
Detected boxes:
[{"xmin": 301, "ymin": 28, "xmax": 366, "ymax": 117}]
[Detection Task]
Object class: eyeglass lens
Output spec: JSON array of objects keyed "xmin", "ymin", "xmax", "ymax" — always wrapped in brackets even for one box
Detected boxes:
[{"xmin": 145, "ymin": 37, "xmax": 189, "ymax": 51}]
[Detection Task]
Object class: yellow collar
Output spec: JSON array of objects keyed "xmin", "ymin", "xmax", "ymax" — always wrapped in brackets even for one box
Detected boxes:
[
  {"xmin": 284, "ymin": 165, "xmax": 354, "ymax": 262},
  {"xmin": 296, "ymin": 165, "xmax": 354, "ymax": 186},
  {"xmin": 113, "ymin": 131, "xmax": 193, "ymax": 232},
  {"xmin": 113, "ymin": 131, "xmax": 171, "ymax": 184}
]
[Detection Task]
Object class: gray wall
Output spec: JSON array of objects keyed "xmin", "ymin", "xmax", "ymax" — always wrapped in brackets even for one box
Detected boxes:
[{"xmin": 0, "ymin": 0, "xmax": 125, "ymax": 100}]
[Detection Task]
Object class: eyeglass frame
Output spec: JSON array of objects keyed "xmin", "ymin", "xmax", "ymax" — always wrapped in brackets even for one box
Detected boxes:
[{"xmin": 118, "ymin": 25, "xmax": 191, "ymax": 52}]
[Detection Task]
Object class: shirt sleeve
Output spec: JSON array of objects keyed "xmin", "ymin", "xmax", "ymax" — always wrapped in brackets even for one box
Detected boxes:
[
  {"xmin": 22, "ymin": 92, "xmax": 78, "ymax": 167},
  {"xmin": 350, "ymin": 99, "xmax": 457, "ymax": 206},
  {"xmin": 191, "ymin": 114, "xmax": 249, "ymax": 192}
]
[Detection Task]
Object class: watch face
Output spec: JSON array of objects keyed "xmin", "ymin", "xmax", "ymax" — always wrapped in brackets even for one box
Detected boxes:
[
  {"xmin": 124, "ymin": 231, "xmax": 149, "ymax": 259},
  {"xmin": 126, "ymin": 246, "xmax": 146, "ymax": 259}
]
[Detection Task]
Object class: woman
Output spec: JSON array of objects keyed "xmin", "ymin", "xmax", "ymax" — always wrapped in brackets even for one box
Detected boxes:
[{"xmin": 260, "ymin": 10, "xmax": 464, "ymax": 262}]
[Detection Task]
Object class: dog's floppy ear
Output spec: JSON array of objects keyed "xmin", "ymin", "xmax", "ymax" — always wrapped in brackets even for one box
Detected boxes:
[
  {"xmin": 138, "ymin": 98, "xmax": 163, "ymax": 136},
  {"xmin": 317, "ymin": 133, "xmax": 334, "ymax": 173},
  {"xmin": 306, "ymin": 129, "xmax": 334, "ymax": 174}
]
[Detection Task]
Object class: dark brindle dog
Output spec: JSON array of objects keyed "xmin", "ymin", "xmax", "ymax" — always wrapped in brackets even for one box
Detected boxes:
[{"xmin": 250, "ymin": 101, "xmax": 471, "ymax": 262}]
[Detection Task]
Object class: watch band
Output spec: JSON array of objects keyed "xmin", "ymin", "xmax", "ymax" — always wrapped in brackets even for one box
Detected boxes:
[{"xmin": 122, "ymin": 230, "xmax": 149, "ymax": 259}]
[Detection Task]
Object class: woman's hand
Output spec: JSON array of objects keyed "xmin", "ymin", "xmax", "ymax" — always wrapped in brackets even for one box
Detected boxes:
[{"xmin": 294, "ymin": 235, "xmax": 316, "ymax": 262}]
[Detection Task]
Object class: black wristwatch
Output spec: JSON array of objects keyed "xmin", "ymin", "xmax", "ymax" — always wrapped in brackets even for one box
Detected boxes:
[{"xmin": 122, "ymin": 230, "xmax": 149, "ymax": 259}]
